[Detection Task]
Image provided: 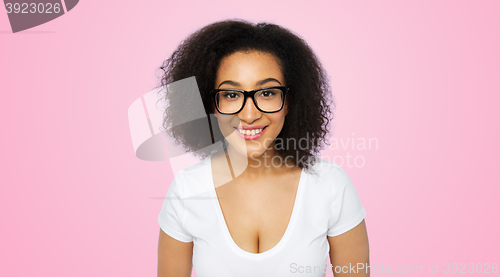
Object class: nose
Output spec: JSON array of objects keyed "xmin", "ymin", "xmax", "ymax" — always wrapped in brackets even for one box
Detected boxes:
[{"xmin": 238, "ymin": 97, "xmax": 261, "ymax": 123}]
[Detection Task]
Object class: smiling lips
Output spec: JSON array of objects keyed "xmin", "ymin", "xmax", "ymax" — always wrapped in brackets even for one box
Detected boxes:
[{"xmin": 234, "ymin": 125, "xmax": 268, "ymax": 140}]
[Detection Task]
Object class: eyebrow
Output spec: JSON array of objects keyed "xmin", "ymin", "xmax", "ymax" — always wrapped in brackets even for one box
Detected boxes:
[{"xmin": 217, "ymin": 78, "xmax": 283, "ymax": 89}]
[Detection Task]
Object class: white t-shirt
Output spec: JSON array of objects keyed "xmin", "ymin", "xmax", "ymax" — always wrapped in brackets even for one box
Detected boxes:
[{"xmin": 158, "ymin": 155, "xmax": 366, "ymax": 277}]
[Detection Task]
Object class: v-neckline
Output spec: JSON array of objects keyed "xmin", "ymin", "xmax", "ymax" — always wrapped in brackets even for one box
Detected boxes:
[{"xmin": 208, "ymin": 154, "xmax": 306, "ymax": 259}]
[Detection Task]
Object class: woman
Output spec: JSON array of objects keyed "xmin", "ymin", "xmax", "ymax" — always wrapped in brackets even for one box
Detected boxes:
[{"xmin": 157, "ymin": 20, "xmax": 369, "ymax": 277}]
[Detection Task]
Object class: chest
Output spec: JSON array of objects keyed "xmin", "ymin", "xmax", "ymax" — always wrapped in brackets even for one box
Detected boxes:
[
  {"xmin": 215, "ymin": 177, "xmax": 300, "ymax": 254},
  {"xmin": 185, "ymin": 171, "xmax": 334, "ymax": 276},
  {"xmin": 189, "ymin": 180, "xmax": 332, "ymax": 277}
]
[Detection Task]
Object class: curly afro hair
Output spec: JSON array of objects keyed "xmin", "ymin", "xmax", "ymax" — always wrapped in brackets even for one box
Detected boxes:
[{"xmin": 158, "ymin": 19, "xmax": 334, "ymax": 172}]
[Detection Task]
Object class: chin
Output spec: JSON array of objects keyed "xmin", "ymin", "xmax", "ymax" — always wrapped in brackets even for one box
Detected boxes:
[
  {"xmin": 225, "ymin": 138, "xmax": 266, "ymax": 159},
  {"xmin": 233, "ymin": 144, "xmax": 265, "ymax": 158},
  {"xmin": 247, "ymin": 148, "xmax": 267, "ymax": 159}
]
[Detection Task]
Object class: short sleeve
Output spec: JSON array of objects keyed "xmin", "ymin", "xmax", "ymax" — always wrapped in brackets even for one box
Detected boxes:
[
  {"xmin": 158, "ymin": 178, "xmax": 193, "ymax": 243},
  {"xmin": 327, "ymin": 165, "xmax": 367, "ymax": 237}
]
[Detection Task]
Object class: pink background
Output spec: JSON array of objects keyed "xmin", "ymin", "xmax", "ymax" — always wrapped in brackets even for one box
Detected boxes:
[{"xmin": 1, "ymin": 1, "xmax": 499, "ymax": 276}]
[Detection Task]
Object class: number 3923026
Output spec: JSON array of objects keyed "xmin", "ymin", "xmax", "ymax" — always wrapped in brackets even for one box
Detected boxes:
[
  {"xmin": 444, "ymin": 263, "xmax": 498, "ymax": 274},
  {"xmin": 5, "ymin": 3, "xmax": 62, "ymax": 14}
]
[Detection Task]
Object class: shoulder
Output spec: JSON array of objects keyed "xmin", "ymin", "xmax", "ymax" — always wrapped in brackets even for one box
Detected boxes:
[
  {"xmin": 171, "ymin": 155, "xmax": 213, "ymax": 199},
  {"xmin": 308, "ymin": 157, "xmax": 351, "ymax": 181},
  {"xmin": 304, "ymin": 157, "xmax": 356, "ymax": 193}
]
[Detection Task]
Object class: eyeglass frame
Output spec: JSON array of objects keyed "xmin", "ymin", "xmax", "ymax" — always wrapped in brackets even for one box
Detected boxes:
[{"xmin": 210, "ymin": 86, "xmax": 289, "ymax": 115}]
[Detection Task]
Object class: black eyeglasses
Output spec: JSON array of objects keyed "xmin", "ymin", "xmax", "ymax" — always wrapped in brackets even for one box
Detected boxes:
[{"xmin": 211, "ymin": 86, "xmax": 289, "ymax": 115}]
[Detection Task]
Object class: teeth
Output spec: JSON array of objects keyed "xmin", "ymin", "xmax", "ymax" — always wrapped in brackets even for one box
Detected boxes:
[{"xmin": 237, "ymin": 128, "xmax": 264, "ymax": 135}]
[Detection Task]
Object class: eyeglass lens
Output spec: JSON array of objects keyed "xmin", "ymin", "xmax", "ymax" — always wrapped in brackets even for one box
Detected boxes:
[{"xmin": 216, "ymin": 88, "xmax": 284, "ymax": 114}]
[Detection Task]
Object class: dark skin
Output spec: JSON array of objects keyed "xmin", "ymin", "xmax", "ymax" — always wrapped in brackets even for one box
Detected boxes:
[
  {"xmin": 157, "ymin": 221, "xmax": 369, "ymax": 276},
  {"xmin": 158, "ymin": 51, "xmax": 369, "ymax": 276}
]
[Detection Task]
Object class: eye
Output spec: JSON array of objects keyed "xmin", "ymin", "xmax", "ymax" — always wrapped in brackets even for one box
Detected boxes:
[
  {"xmin": 257, "ymin": 89, "xmax": 278, "ymax": 98},
  {"xmin": 221, "ymin": 91, "xmax": 240, "ymax": 99}
]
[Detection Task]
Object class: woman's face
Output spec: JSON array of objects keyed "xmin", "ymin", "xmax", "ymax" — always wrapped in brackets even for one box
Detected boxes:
[{"xmin": 214, "ymin": 51, "xmax": 287, "ymax": 159}]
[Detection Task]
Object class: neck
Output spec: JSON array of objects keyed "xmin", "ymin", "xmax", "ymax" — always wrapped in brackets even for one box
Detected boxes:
[{"xmin": 221, "ymin": 140, "xmax": 293, "ymax": 179}]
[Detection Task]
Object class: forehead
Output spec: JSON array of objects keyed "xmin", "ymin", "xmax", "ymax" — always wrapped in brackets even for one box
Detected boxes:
[{"xmin": 215, "ymin": 51, "xmax": 285, "ymax": 87}]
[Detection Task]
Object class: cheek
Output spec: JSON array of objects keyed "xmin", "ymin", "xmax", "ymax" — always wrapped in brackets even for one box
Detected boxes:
[
  {"xmin": 272, "ymin": 112, "xmax": 287, "ymax": 126},
  {"xmin": 215, "ymin": 115, "xmax": 239, "ymax": 134},
  {"xmin": 267, "ymin": 113, "xmax": 287, "ymax": 136}
]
